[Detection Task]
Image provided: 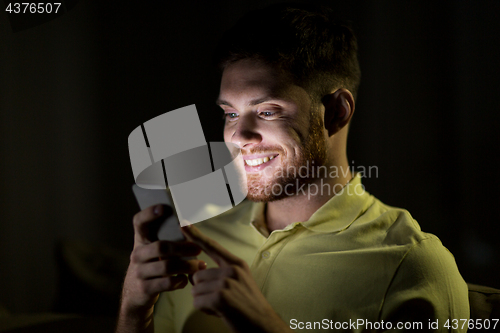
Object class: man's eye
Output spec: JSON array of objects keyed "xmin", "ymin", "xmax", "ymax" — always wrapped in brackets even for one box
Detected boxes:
[
  {"xmin": 224, "ymin": 112, "xmax": 238, "ymax": 119},
  {"xmin": 260, "ymin": 111, "xmax": 275, "ymax": 117}
]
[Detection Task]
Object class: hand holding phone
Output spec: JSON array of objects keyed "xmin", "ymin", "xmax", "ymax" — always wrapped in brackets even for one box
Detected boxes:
[
  {"xmin": 132, "ymin": 184, "xmax": 185, "ymax": 242},
  {"xmin": 117, "ymin": 186, "xmax": 204, "ymax": 325}
]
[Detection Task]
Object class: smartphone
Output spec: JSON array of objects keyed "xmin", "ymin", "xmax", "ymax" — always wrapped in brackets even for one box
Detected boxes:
[{"xmin": 132, "ymin": 184, "xmax": 185, "ymax": 242}]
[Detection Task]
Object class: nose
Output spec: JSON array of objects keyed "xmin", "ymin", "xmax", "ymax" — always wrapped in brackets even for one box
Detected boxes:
[{"xmin": 230, "ymin": 114, "xmax": 262, "ymax": 148}]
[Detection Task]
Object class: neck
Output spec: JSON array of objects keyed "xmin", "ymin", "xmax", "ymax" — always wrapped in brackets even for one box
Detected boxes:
[{"xmin": 265, "ymin": 159, "xmax": 352, "ymax": 232}]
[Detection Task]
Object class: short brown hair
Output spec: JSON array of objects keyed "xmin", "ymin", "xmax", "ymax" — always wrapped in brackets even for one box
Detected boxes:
[{"xmin": 214, "ymin": 3, "xmax": 361, "ymax": 101}]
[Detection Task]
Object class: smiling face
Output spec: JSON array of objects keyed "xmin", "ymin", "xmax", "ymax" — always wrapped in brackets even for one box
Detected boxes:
[{"xmin": 218, "ymin": 59, "xmax": 328, "ymax": 202}]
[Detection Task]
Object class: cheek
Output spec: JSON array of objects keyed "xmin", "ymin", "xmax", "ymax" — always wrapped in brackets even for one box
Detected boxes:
[
  {"xmin": 263, "ymin": 129, "xmax": 301, "ymax": 160},
  {"xmin": 223, "ymin": 126, "xmax": 232, "ymax": 142},
  {"xmin": 281, "ymin": 125, "xmax": 306, "ymax": 150}
]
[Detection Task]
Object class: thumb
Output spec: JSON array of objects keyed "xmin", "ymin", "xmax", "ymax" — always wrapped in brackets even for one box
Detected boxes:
[{"xmin": 133, "ymin": 204, "xmax": 173, "ymax": 244}]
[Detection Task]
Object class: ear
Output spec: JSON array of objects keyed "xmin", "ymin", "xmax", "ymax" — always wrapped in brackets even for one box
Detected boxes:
[{"xmin": 322, "ymin": 89, "xmax": 355, "ymax": 137}]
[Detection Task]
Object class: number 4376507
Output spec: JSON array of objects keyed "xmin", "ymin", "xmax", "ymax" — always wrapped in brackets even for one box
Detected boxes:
[
  {"xmin": 444, "ymin": 318, "xmax": 498, "ymax": 330},
  {"xmin": 6, "ymin": 3, "xmax": 62, "ymax": 14}
]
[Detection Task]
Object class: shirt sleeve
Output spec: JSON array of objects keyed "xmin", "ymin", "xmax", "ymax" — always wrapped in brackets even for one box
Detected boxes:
[{"xmin": 379, "ymin": 236, "xmax": 470, "ymax": 332}]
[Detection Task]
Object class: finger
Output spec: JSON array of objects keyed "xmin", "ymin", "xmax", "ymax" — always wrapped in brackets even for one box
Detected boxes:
[
  {"xmin": 131, "ymin": 241, "xmax": 201, "ymax": 263},
  {"xmin": 133, "ymin": 204, "xmax": 173, "ymax": 244},
  {"xmin": 192, "ymin": 266, "xmax": 234, "ymax": 285},
  {"xmin": 191, "ymin": 277, "xmax": 234, "ymax": 296},
  {"xmin": 164, "ymin": 241, "xmax": 202, "ymax": 257},
  {"xmin": 192, "ymin": 292, "xmax": 224, "ymax": 317},
  {"xmin": 137, "ymin": 259, "xmax": 205, "ymax": 279},
  {"xmin": 140, "ymin": 274, "xmax": 188, "ymax": 295},
  {"xmin": 189, "ymin": 261, "xmax": 207, "ymax": 285},
  {"xmin": 182, "ymin": 224, "xmax": 243, "ymax": 267}
]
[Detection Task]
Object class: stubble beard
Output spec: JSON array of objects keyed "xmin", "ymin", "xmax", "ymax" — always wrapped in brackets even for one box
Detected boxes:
[{"xmin": 245, "ymin": 108, "xmax": 327, "ymax": 202}]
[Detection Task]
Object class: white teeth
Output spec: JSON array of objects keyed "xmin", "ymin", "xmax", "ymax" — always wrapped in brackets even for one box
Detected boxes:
[{"xmin": 245, "ymin": 156, "xmax": 275, "ymax": 166}]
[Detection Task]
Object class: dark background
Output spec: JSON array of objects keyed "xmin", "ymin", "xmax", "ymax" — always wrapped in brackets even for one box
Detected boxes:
[{"xmin": 0, "ymin": 0, "xmax": 499, "ymax": 314}]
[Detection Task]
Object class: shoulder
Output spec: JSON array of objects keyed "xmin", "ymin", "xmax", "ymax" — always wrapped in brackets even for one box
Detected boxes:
[
  {"xmin": 349, "ymin": 195, "xmax": 432, "ymax": 248},
  {"xmin": 377, "ymin": 223, "xmax": 470, "ymax": 328},
  {"xmin": 352, "ymin": 197, "xmax": 469, "ymax": 314},
  {"xmin": 394, "ymin": 235, "xmax": 463, "ymax": 286},
  {"xmin": 355, "ymin": 196, "xmax": 467, "ymax": 283}
]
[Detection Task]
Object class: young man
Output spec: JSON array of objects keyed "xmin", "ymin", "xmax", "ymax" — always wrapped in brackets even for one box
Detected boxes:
[{"xmin": 117, "ymin": 4, "xmax": 469, "ymax": 333}]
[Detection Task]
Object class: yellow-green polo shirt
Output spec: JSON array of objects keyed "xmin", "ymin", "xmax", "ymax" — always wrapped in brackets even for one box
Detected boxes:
[{"xmin": 154, "ymin": 174, "xmax": 469, "ymax": 332}]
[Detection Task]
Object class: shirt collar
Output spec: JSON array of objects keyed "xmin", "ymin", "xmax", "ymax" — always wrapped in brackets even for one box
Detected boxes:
[
  {"xmin": 247, "ymin": 199, "xmax": 268, "ymax": 237},
  {"xmin": 246, "ymin": 173, "xmax": 373, "ymax": 234}
]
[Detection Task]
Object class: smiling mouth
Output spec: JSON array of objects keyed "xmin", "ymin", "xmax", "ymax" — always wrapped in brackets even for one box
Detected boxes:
[{"xmin": 244, "ymin": 155, "xmax": 277, "ymax": 166}]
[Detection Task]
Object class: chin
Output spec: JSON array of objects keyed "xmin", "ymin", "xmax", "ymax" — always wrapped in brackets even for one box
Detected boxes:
[
  {"xmin": 245, "ymin": 175, "xmax": 295, "ymax": 203},
  {"xmin": 246, "ymin": 189, "xmax": 287, "ymax": 203}
]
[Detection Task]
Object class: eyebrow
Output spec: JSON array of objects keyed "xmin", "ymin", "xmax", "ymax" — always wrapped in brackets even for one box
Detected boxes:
[{"xmin": 215, "ymin": 96, "xmax": 284, "ymax": 107}]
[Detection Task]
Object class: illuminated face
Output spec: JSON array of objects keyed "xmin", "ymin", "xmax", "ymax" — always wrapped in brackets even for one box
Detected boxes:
[{"xmin": 218, "ymin": 59, "xmax": 327, "ymax": 202}]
